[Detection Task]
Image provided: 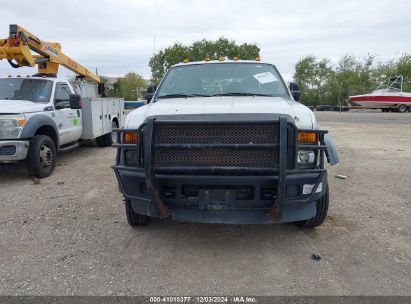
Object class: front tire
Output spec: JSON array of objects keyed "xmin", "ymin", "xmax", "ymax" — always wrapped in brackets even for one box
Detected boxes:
[
  {"xmin": 295, "ymin": 187, "xmax": 329, "ymax": 228},
  {"xmin": 26, "ymin": 135, "xmax": 56, "ymax": 178},
  {"xmin": 125, "ymin": 198, "xmax": 149, "ymax": 227}
]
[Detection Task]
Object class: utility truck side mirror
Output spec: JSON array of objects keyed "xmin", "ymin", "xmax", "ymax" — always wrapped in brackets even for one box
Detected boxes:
[
  {"xmin": 69, "ymin": 94, "xmax": 83, "ymax": 109},
  {"xmin": 289, "ymin": 82, "xmax": 301, "ymax": 102},
  {"xmin": 145, "ymin": 85, "xmax": 156, "ymax": 103}
]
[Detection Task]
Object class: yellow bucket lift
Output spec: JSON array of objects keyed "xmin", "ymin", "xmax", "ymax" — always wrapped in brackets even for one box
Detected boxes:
[{"xmin": 0, "ymin": 24, "xmax": 100, "ymax": 83}]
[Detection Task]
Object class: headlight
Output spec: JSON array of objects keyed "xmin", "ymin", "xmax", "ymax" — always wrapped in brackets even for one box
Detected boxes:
[
  {"xmin": 125, "ymin": 150, "xmax": 139, "ymax": 165},
  {"xmin": 0, "ymin": 114, "xmax": 26, "ymax": 139},
  {"xmin": 298, "ymin": 149, "xmax": 315, "ymax": 164},
  {"xmin": 122, "ymin": 131, "xmax": 139, "ymax": 165}
]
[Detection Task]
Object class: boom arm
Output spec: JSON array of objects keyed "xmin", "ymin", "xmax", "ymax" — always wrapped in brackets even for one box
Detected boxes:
[{"xmin": 0, "ymin": 24, "xmax": 101, "ymax": 83}]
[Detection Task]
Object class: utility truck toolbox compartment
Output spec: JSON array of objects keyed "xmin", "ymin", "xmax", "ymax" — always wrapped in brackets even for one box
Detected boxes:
[{"xmin": 81, "ymin": 98, "xmax": 124, "ymax": 140}]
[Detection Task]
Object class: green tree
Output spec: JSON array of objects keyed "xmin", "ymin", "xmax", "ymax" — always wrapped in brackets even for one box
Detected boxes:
[
  {"xmin": 109, "ymin": 72, "xmax": 146, "ymax": 101},
  {"xmin": 334, "ymin": 55, "xmax": 361, "ymax": 105},
  {"xmin": 294, "ymin": 55, "xmax": 334, "ymax": 105},
  {"xmin": 394, "ymin": 54, "xmax": 411, "ymax": 92},
  {"xmin": 149, "ymin": 38, "xmax": 260, "ymax": 85}
]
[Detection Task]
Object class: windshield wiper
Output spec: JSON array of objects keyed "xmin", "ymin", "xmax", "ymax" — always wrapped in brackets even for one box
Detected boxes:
[
  {"xmin": 157, "ymin": 93, "xmax": 211, "ymax": 99},
  {"xmin": 211, "ymin": 92, "xmax": 275, "ymax": 97}
]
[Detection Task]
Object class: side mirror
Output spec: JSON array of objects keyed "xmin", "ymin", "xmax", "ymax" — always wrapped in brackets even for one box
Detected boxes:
[
  {"xmin": 69, "ymin": 94, "xmax": 83, "ymax": 109},
  {"xmin": 145, "ymin": 85, "xmax": 156, "ymax": 103},
  {"xmin": 289, "ymin": 82, "xmax": 301, "ymax": 102}
]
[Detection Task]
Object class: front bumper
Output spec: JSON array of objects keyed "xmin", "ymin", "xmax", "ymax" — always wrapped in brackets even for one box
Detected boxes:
[
  {"xmin": 114, "ymin": 167, "xmax": 327, "ymax": 224},
  {"xmin": 0, "ymin": 140, "xmax": 29, "ymax": 161},
  {"xmin": 113, "ymin": 114, "xmax": 329, "ymax": 224}
]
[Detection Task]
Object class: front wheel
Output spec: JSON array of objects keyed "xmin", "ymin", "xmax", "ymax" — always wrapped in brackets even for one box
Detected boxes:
[
  {"xmin": 295, "ymin": 187, "xmax": 329, "ymax": 228},
  {"xmin": 26, "ymin": 135, "xmax": 56, "ymax": 178},
  {"xmin": 125, "ymin": 198, "xmax": 149, "ymax": 227}
]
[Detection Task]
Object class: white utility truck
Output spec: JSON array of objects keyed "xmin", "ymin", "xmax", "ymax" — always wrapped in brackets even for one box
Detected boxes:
[
  {"xmin": 0, "ymin": 24, "xmax": 124, "ymax": 177},
  {"xmin": 113, "ymin": 59, "xmax": 339, "ymax": 228},
  {"xmin": 0, "ymin": 76, "xmax": 124, "ymax": 177}
]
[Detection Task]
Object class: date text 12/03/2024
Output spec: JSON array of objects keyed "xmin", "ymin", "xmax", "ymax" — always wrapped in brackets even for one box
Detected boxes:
[{"xmin": 149, "ymin": 297, "xmax": 257, "ymax": 303}]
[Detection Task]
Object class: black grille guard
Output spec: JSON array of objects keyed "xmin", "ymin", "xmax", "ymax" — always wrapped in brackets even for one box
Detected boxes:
[{"xmin": 112, "ymin": 114, "xmax": 328, "ymax": 220}]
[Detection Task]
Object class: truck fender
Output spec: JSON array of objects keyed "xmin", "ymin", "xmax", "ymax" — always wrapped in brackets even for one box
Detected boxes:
[
  {"xmin": 21, "ymin": 114, "xmax": 60, "ymax": 148},
  {"xmin": 324, "ymin": 134, "xmax": 339, "ymax": 166}
]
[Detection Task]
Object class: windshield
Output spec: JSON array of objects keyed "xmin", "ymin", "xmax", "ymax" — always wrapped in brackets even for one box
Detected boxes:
[
  {"xmin": 0, "ymin": 78, "xmax": 53, "ymax": 103},
  {"xmin": 156, "ymin": 63, "xmax": 289, "ymax": 99},
  {"xmin": 373, "ymin": 88, "xmax": 401, "ymax": 94}
]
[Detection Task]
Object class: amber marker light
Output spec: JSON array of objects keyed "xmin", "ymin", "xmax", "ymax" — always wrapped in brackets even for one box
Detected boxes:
[
  {"xmin": 123, "ymin": 132, "xmax": 138, "ymax": 144},
  {"xmin": 18, "ymin": 119, "xmax": 26, "ymax": 127},
  {"xmin": 298, "ymin": 132, "xmax": 318, "ymax": 143}
]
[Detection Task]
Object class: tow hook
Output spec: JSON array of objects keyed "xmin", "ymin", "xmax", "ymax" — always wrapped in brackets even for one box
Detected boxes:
[
  {"xmin": 153, "ymin": 190, "xmax": 170, "ymax": 218},
  {"xmin": 267, "ymin": 199, "xmax": 279, "ymax": 220}
]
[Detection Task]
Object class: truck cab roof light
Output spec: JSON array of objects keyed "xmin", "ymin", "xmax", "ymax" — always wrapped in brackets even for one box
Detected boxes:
[
  {"xmin": 233, "ymin": 57, "xmax": 239, "ymax": 61},
  {"xmin": 204, "ymin": 57, "xmax": 211, "ymax": 62},
  {"xmin": 255, "ymin": 56, "xmax": 261, "ymax": 61},
  {"xmin": 219, "ymin": 56, "xmax": 225, "ymax": 61},
  {"xmin": 183, "ymin": 58, "xmax": 189, "ymax": 63}
]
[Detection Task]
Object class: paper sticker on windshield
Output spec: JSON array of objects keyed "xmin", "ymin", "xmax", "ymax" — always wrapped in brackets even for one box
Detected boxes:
[{"xmin": 253, "ymin": 72, "xmax": 277, "ymax": 84}]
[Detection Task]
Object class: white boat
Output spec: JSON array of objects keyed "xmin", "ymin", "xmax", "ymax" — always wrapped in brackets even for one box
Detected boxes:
[{"xmin": 349, "ymin": 76, "xmax": 411, "ymax": 112}]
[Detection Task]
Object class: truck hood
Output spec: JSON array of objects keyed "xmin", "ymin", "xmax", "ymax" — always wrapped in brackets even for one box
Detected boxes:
[
  {"xmin": 126, "ymin": 96, "xmax": 317, "ymax": 129},
  {"xmin": 0, "ymin": 99, "xmax": 47, "ymax": 114}
]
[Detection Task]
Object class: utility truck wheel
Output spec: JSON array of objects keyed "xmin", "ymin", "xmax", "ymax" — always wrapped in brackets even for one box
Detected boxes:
[
  {"xmin": 96, "ymin": 136, "xmax": 105, "ymax": 147},
  {"xmin": 125, "ymin": 198, "xmax": 149, "ymax": 227},
  {"xmin": 295, "ymin": 187, "xmax": 329, "ymax": 228},
  {"xmin": 398, "ymin": 104, "xmax": 407, "ymax": 113},
  {"xmin": 26, "ymin": 135, "xmax": 56, "ymax": 178},
  {"xmin": 96, "ymin": 121, "xmax": 117, "ymax": 147}
]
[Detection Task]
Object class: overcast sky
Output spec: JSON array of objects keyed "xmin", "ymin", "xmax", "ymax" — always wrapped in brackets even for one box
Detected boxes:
[{"xmin": 1, "ymin": 0, "xmax": 410, "ymax": 80}]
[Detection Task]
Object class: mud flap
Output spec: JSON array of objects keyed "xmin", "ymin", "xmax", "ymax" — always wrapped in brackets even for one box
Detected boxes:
[{"xmin": 324, "ymin": 134, "xmax": 339, "ymax": 166}]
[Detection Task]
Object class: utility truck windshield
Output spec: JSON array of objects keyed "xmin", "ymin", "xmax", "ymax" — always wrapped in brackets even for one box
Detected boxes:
[
  {"xmin": 0, "ymin": 78, "xmax": 53, "ymax": 103},
  {"xmin": 156, "ymin": 63, "xmax": 289, "ymax": 99}
]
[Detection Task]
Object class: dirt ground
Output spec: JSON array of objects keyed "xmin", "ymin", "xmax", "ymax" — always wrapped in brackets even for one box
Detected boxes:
[{"xmin": 0, "ymin": 111, "xmax": 410, "ymax": 296}]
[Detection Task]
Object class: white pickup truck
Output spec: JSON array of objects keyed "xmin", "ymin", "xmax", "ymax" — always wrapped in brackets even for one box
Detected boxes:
[
  {"xmin": 113, "ymin": 60, "xmax": 339, "ymax": 228},
  {"xmin": 0, "ymin": 76, "xmax": 124, "ymax": 177}
]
